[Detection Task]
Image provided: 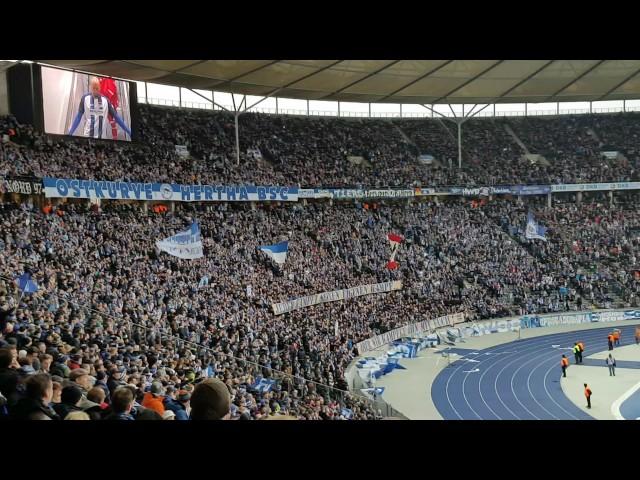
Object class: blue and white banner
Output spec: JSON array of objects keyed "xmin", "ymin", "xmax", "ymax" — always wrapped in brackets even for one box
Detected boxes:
[
  {"xmin": 156, "ymin": 222, "xmax": 204, "ymax": 259},
  {"xmin": 512, "ymin": 185, "xmax": 551, "ymax": 195},
  {"xmin": 43, "ymin": 178, "xmax": 298, "ymax": 202},
  {"xmin": 259, "ymin": 241, "xmax": 289, "ymax": 265},
  {"xmin": 361, "ymin": 387, "xmax": 385, "ymax": 398},
  {"xmin": 525, "ymin": 212, "xmax": 547, "ymax": 241},
  {"xmin": 551, "ymin": 182, "xmax": 640, "ymax": 193},
  {"xmin": 449, "ymin": 186, "xmax": 512, "ymax": 196}
]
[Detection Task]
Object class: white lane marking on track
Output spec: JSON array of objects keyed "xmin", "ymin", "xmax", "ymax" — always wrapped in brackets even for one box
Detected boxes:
[
  {"xmin": 513, "ymin": 328, "xmax": 633, "ymax": 420},
  {"xmin": 470, "ymin": 330, "xmax": 576, "ymax": 420},
  {"xmin": 439, "ymin": 325, "xmax": 639, "ymax": 420},
  {"xmin": 611, "ymin": 380, "xmax": 640, "ymax": 420},
  {"xmin": 541, "ymin": 358, "xmax": 582, "ymax": 420},
  {"xmin": 485, "ymin": 329, "xmax": 611, "ymax": 420},
  {"xmin": 475, "ymin": 335, "xmax": 556, "ymax": 420},
  {"xmin": 517, "ymin": 328, "xmax": 619, "ymax": 420}
]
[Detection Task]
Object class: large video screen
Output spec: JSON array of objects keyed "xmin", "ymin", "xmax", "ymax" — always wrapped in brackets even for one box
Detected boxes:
[{"xmin": 41, "ymin": 66, "xmax": 133, "ymax": 141}]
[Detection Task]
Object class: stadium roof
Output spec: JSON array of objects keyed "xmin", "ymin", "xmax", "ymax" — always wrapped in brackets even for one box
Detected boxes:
[{"xmin": 39, "ymin": 60, "xmax": 640, "ymax": 105}]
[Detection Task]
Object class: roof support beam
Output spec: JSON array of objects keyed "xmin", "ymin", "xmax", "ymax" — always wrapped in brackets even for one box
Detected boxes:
[
  {"xmin": 595, "ymin": 65, "xmax": 640, "ymax": 102},
  {"xmin": 419, "ymin": 104, "xmax": 450, "ymax": 121},
  {"xmin": 492, "ymin": 60, "xmax": 556, "ymax": 102},
  {"xmin": 543, "ymin": 60, "xmax": 606, "ymax": 102},
  {"xmin": 316, "ymin": 60, "xmax": 401, "ymax": 100},
  {"xmin": 375, "ymin": 60, "xmax": 454, "ymax": 103},
  {"xmin": 186, "ymin": 88, "xmax": 230, "ymax": 112},
  {"xmin": 210, "ymin": 60, "xmax": 281, "ymax": 90},
  {"xmin": 244, "ymin": 60, "xmax": 344, "ymax": 112},
  {"xmin": 431, "ymin": 60, "xmax": 505, "ymax": 104}
]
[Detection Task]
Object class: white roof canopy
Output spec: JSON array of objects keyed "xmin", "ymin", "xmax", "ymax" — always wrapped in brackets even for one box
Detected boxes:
[{"xmin": 38, "ymin": 60, "xmax": 640, "ymax": 104}]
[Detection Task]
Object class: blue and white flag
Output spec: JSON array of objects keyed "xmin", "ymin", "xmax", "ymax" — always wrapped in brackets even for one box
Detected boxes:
[
  {"xmin": 16, "ymin": 273, "xmax": 38, "ymax": 294},
  {"xmin": 259, "ymin": 241, "xmax": 288, "ymax": 265},
  {"xmin": 156, "ymin": 222, "xmax": 204, "ymax": 259},
  {"xmin": 198, "ymin": 275, "xmax": 209, "ymax": 289},
  {"xmin": 525, "ymin": 212, "xmax": 547, "ymax": 241},
  {"xmin": 361, "ymin": 387, "xmax": 385, "ymax": 398}
]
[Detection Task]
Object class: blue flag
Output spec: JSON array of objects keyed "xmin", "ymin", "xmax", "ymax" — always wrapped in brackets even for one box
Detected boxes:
[
  {"xmin": 17, "ymin": 273, "xmax": 38, "ymax": 294},
  {"xmin": 259, "ymin": 241, "xmax": 288, "ymax": 265},
  {"xmin": 525, "ymin": 212, "xmax": 547, "ymax": 241}
]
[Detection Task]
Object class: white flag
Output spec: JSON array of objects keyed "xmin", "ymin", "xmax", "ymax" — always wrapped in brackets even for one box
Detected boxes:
[{"xmin": 156, "ymin": 222, "xmax": 204, "ymax": 259}]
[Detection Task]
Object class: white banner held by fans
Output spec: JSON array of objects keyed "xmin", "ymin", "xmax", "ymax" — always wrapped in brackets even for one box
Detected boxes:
[
  {"xmin": 175, "ymin": 145, "xmax": 190, "ymax": 158},
  {"xmin": 272, "ymin": 281, "xmax": 402, "ymax": 315},
  {"xmin": 156, "ymin": 222, "xmax": 204, "ymax": 259},
  {"xmin": 355, "ymin": 312, "xmax": 465, "ymax": 353}
]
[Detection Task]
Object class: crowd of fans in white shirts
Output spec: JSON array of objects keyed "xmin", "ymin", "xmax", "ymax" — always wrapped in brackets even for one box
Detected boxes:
[{"xmin": 1, "ymin": 107, "xmax": 640, "ymax": 420}]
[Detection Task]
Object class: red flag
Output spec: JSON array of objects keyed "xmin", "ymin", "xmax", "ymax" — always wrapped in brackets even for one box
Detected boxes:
[
  {"xmin": 387, "ymin": 233, "xmax": 403, "ymax": 269},
  {"xmin": 388, "ymin": 233, "xmax": 404, "ymax": 244}
]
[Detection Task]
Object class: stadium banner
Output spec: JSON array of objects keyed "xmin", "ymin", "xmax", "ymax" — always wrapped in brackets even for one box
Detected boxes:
[
  {"xmin": 510, "ymin": 185, "xmax": 551, "ymax": 195},
  {"xmin": 550, "ymin": 182, "xmax": 640, "ymax": 193},
  {"xmin": 448, "ymin": 186, "xmax": 513, "ymax": 196},
  {"xmin": 43, "ymin": 178, "xmax": 298, "ymax": 202},
  {"xmin": 460, "ymin": 318, "xmax": 521, "ymax": 337},
  {"xmin": 329, "ymin": 189, "xmax": 415, "ymax": 200},
  {"xmin": 174, "ymin": 145, "xmax": 190, "ymax": 158},
  {"xmin": 520, "ymin": 309, "xmax": 640, "ymax": 330},
  {"xmin": 355, "ymin": 312, "xmax": 465, "ymax": 353},
  {"xmin": 298, "ymin": 189, "xmax": 318, "ymax": 199},
  {"xmin": 412, "ymin": 187, "xmax": 436, "ymax": 196},
  {"xmin": 272, "ymin": 281, "xmax": 403, "ymax": 316},
  {"xmin": 1, "ymin": 177, "xmax": 43, "ymax": 195}
]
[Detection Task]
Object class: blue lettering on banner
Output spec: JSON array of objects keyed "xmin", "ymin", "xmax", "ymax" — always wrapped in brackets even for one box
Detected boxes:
[
  {"xmin": 106, "ymin": 182, "xmax": 117, "ymax": 198},
  {"xmin": 94, "ymin": 181, "xmax": 104, "ymax": 199},
  {"xmin": 70, "ymin": 179, "xmax": 80, "ymax": 197},
  {"xmin": 55, "ymin": 179, "xmax": 68, "ymax": 196},
  {"xmin": 43, "ymin": 178, "xmax": 299, "ymax": 202}
]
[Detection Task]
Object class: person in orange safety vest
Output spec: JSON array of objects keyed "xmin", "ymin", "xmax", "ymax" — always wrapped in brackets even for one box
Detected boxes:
[
  {"xmin": 561, "ymin": 355, "xmax": 569, "ymax": 378},
  {"xmin": 584, "ymin": 383, "xmax": 592, "ymax": 409}
]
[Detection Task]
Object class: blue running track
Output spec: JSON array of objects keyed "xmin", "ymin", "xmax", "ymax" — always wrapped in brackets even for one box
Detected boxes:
[{"xmin": 431, "ymin": 324, "xmax": 640, "ymax": 420}]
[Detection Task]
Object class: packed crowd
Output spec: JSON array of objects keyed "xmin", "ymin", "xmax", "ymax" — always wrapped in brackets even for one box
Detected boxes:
[
  {"xmin": 2, "ymin": 104, "xmax": 640, "ymax": 420},
  {"xmin": 2, "ymin": 107, "xmax": 640, "ymax": 187},
  {"xmin": 2, "ymin": 190, "xmax": 640, "ymax": 420}
]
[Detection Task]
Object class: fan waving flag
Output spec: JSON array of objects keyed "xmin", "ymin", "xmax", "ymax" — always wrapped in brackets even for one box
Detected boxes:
[
  {"xmin": 387, "ymin": 233, "xmax": 404, "ymax": 270},
  {"xmin": 17, "ymin": 273, "xmax": 38, "ymax": 294},
  {"xmin": 156, "ymin": 221, "xmax": 204, "ymax": 259},
  {"xmin": 525, "ymin": 212, "xmax": 547, "ymax": 241},
  {"xmin": 259, "ymin": 241, "xmax": 289, "ymax": 265}
]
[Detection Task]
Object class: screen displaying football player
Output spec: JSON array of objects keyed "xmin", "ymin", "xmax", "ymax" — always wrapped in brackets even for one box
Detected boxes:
[{"xmin": 68, "ymin": 77, "xmax": 131, "ymax": 139}]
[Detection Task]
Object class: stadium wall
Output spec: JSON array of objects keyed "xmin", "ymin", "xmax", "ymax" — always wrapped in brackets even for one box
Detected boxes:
[{"xmin": 0, "ymin": 70, "xmax": 8, "ymax": 116}]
